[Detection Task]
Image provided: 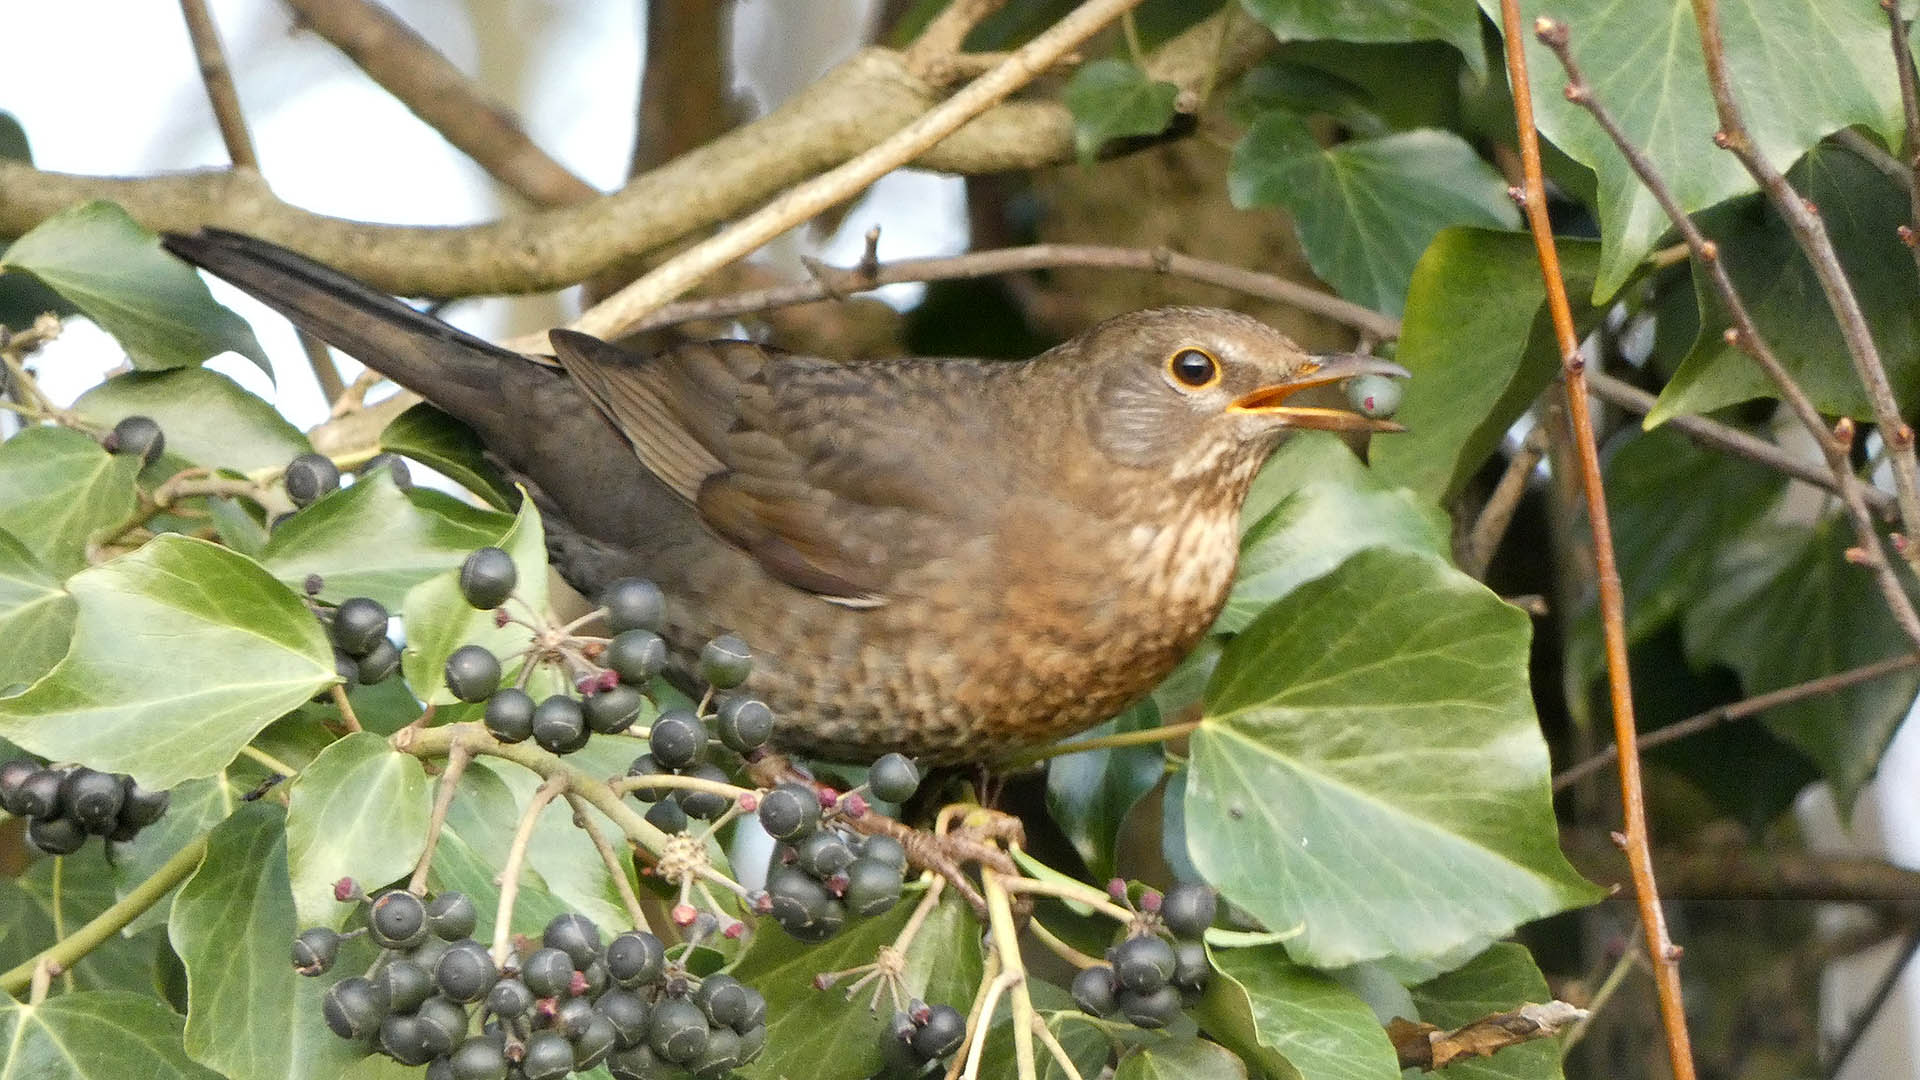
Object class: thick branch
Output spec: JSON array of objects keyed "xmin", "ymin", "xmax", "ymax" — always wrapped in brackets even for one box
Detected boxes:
[
  {"xmin": 282, "ymin": 0, "xmax": 597, "ymax": 208},
  {"xmin": 0, "ymin": 13, "xmax": 1269, "ymax": 297}
]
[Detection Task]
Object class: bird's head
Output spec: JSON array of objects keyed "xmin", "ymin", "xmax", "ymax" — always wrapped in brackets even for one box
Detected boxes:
[{"xmin": 1068, "ymin": 306, "xmax": 1407, "ymax": 476}]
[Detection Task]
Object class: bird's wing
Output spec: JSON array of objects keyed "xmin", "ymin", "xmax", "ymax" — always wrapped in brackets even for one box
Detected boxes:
[{"xmin": 549, "ymin": 330, "xmax": 993, "ymax": 607}]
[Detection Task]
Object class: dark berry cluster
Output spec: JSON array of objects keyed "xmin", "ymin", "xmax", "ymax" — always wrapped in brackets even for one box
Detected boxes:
[
  {"xmin": 879, "ymin": 1000, "xmax": 967, "ymax": 1074},
  {"xmin": 103, "ymin": 414, "xmax": 165, "ymax": 464},
  {"xmin": 299, "ymin": 889, "xmax": 767, "ymax": 1079},
  {"xmin": 1070, "ymin": 883, "xmax": 1216, "ymax": 1030},
  {"xmin": 315, "ymin": 589, "xmax": 401, "ymax": 689},
  {"xmin": 746, "ymin": 756, "xmax": 920, "ymax": 945},
  {"xmin": 0, "ymin": 758, "xmax": 169, "ymax": 855}
]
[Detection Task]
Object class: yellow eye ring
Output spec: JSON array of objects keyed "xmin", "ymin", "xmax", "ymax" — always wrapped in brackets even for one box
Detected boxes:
[{"xmin": 1166, "ymin": 347, "xmax": 1220, "ymax": 391}]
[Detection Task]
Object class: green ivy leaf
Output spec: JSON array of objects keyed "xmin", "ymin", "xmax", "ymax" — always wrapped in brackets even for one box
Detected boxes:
[
  {"xmin": 1221, "ymin": 434, "xmax": 1447, "ymax": 633},
  {"xmin": 1063, "ymin": 59, "xmax": 1180, "ymax": 164},
  {"xmin": 110, "ymin": 773, "xmax": 243, "ymax": 934},
  {"xmin": 1114, "ymin": 1038, "xmax": 1249, "ymax": 1079},
  {"xmin": 1188, "ymin": 548, "xmax": 1599, "ymax": 968},
  {"xmin": 400, "ymin": 496, "xmax": 551, "ymax": 705},
  {"xmin": 74, "ymin": 368, "xmax": 311, "ymax": 474},
  {"xmin": 379, "ymin": 403, "xmax": 515, "ymax": 510},
  {"xmin": 1046, "ymin": 699, "xmax": 1165, "ymax": 882},
  {"xmin": 1683, "ymin": 520, "xmax": 1920, "ymax": 803},
  {"xmin": 0, "ymin": 426, "xmax": 140, "ymax": 577},
  {"xmin": 0, "ymin": 528, "xmax": 73, "ymax": 689},
  {"xmin": 1650, "ymin": 144, "xmax": 1920, "ymax": 424},
  {"xmin": 260, "ymin": 470, "xmax": 510, "ymax": 609},
  {"xmin": 1198, "ymin": 942, "xmax": 1400, "ymax": 1080},
  {"xmin": 733, "ymin": 890, "xmax": 983, "ymax": 1080},
  {"xmin": 171, "ymin": 803, "xmax": 375, "ymax": 1080},
  {"xmin": 1367, "ymin": 229, "xmax": 1600, "ymax": 505},
  {"xmin": 285, "ymin": 732, "xmax": 431, "ymax": 928},
  {"xmin": 0, "ymin": 991, "xmax": 221, "ymax": 1079},
  {"xmin": 0, "ymin": 201, "xmax": 270, "ymax": 376},
  {"xmin": 1489, "ymin": 0, "xmax": 1904, "ymax": 298},
  {"xmin": 0, "ymin": 535, "xmax": 336, "ymax": 789},
  {"xmin": 1240, "ymin": 0, "xmax": 1485, "ymax": 75},
  {"xmin": 1228, "ymin": 117, "xmax": 1517, "ymax": 315},
  {"xmin": 1408, "ymin": 943, "xmax": 1564, "ymax": 1080}
]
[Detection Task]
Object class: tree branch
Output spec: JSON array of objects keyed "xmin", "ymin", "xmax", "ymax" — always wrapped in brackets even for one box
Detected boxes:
[
  {"xmin": 1563, "ymin": 835, "xmax": 1920, "ymax": 923},
  {"xmin": 0, "ymin": 12, "xmax": 1270, "ymax": 298}
]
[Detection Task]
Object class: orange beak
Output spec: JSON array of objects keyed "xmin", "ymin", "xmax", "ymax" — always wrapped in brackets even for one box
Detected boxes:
[{"xmin": 1227, "ymin": 353, "xmax": 1410, "ymax": 432}]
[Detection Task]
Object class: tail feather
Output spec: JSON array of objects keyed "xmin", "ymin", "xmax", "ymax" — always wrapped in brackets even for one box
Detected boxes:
[{"xmin": 160, "ymin": 229, "xmax": 514, "ymax": 422}]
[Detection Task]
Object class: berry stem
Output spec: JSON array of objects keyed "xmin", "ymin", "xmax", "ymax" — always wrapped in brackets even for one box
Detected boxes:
[
  {"xmin": 998, "ymin": 720, "xmax": 1199, "ymax": 770},
  {"xmin": 1030, "ymin": 1013, "xmax": 1088, "ymax": 1080},
  {"xmin": 999, "ymin": 875, "xmax": 1135, "ymax": 926},
  {"xmin": 562, "ymin": 792, "xmax": 651, "ymax": 932},
  {"xmin": 329, "ymin": 685, "xmax": 363, "ymax": 733},
  {"xmin": 407, "ymin": 743, "xmax": 472, "ymax": 893},
  {"xmin": 0, "ymin": 833, "xmax": 211, "ymax": 997},
  {"xmin": 239, "ymin": 743, "xmax": 301, "ymax": 780},
  {"xmin": 1026, "ymin": 917, "xmax": 1102, "ymax": 971},
  {"xmin": 608, "ymin": 773, "xmax": 755, "ymax": 803},
  {"xmin": 50, "ymin": 855, "xmax": 74, "ymax": 995},
  {"xmin": 982, "ymin": 871, "xmax": 1039, "ymax": 1080},
  {"xmin": 491, "ymin": 772, "xmax": 569, "ymax": 965}
]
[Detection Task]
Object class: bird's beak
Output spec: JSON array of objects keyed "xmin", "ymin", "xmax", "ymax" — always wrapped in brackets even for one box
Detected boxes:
[{"xmin": 1228, "ymin": 353, "xmax": 1410, "ymax": 432}]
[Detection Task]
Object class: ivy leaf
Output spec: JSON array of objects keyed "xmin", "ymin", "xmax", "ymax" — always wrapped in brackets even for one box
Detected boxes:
[
  {"xmin": 0, "ymin": 201, "xmax": 270, "ymax": 376},
  {"xmin": 260, "ymin": 470, "xmax": 511, "ymax": 609},
  {"xmin": 14, "ymin": 844, "xmax": 169, "ymax": 993},
  {"xmin": 0, "ymin": 535, "xmax": 336, "ymax": 789},
  {"xmin": 110, "ymin": 773, "xmax": 243, "ymax": 934},
  {"xmin": 0, "ymin": 528, "xmax": 73, "ymax": 689},
  {"xmin": 1229, "ymin": 117, "xmax": 1518, "ymax": 315},
  {"xmin": 1046, "ymin": 699, "xmax": 1164, "ymax": 882},
  {"xmin": 379, "ymin": 403, "xmax": 514, "ymax": 510},
  {"xmin": 1221, "ymin": 434, "xmax": 1447, "ymax": 633},
  {"xmin": 74, "ymin": 368, "xmax": 311, "ymax": 474},
  {"xmin": 401, "ymin": 496, "xmax": 552, "ymax": 705},
  {"xmin": 732, "ymin": 890, "xmax": 983, "ymax": 1080},
  {"xmin": 1489, "ymin": 0, "xmax": 1904, "ymax": 299},
  {"xmin": 1408, "ymin": 943, "xmax": 1564, "ymax": 1080},
  {"xmin": 1197, "ymin": 942, "xmax": 1400, "ymax": 1080},
  {"xmin": 1682, "ymin": 520, "xmax": 1920, "ymax": 803},
  {"xmin": 1367, "ymin": 229, "xmax": 1600, "ymax": 505},
  {"xmin": 285, "ymin": 732, "xmax": 431, "ymax": 928},
  {"xmin": 1650, "ymin": 144, "xmax": 1920, "ymax": 424},
  {"xmin": 1063, "ymin": 59, "xmax": 1180, "ymax": 164},
  {"xmin": 1113, "ymin": 1038, "xmax": 1249, "ymax": 1079},
  {"xmin": 0, "ymin": 992, "xmax": 221, "ymax": 1080},
  {"xmin": 170, "ymin": 803, "xmax": 376, "ymax": 1080},
  {"xmin": 0, "ymin": 426, "xmax": 140, "ymax": 577},
  {"xmin": 1240, "ymin": 0, "xmax": 1485, "ymax": 75},
  {"xmin": 1187, "ymin": 548, "xmax": 1599, "ymax": 968}
]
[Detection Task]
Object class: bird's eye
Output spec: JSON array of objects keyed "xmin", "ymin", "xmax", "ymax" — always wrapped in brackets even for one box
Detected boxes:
[{"xmin": 1166, "ymin": 348, "xmax": 1219, "ymax": 390}]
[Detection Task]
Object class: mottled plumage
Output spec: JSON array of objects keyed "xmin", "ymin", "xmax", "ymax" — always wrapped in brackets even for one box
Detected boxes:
[{"xmin": 162, "ymin": 230, "xmax": 1402, "ymax": 763}]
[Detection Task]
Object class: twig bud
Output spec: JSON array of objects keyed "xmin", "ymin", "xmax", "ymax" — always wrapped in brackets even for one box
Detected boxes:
[
  {"xmin": 1533, "ymin": 16, "xmax": 1568, "ymax": 45},
  {"xmin": 1712, "ymin": 131, "xmax": 1732, "ymax": 149},
  {"xmin": 1844, "ymin": 546, "xmax": 1873, "ymax": 565},
  {"xmin": 1697, "ymin": 240, "xmax": 1718, "ymax": 261},
  {"xmin": 1900, "ymin": 225, "xmax": 1917, "ymax": 248},
  {"xmin": 1833, "ymin": 416, "xmax": 1855, "ymax": 450}
]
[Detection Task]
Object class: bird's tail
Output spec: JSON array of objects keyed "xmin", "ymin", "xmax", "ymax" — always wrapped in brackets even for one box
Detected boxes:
[{"xmin": 160, "ymin": 229, "xmax": 516, "ymax": 426}]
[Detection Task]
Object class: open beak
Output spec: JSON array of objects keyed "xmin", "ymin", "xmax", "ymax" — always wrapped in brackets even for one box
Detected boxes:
[{"xmin": 1227, "ymin": 353, "xmax": 1410, "ymax": 432}]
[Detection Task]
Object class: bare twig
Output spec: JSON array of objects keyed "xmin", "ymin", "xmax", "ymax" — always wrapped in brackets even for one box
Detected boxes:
[
  {"xmin": 1554, "ymin": 651, "xmax": 1920, "ymax": 792},
  {"xmin": 1000, "ymin": 717, "xmax": 1196, "ymax": 770},
  {"xmin": 1537, "ymin": 21, "xmax": 1920, "ymax": 650},
  {"xmin": 1586, "ymin": 372, "xmax": 1894, "ymax": 511},
  {"xmin": 407, "ymin": 743, "xmax": 472, "ymax": 893},
  {"xmin": 905, "ymin": 0, "xmax": 1014, "ymax": 82},
  {"xmin": 282, "ymin": 0, "xmax": 598, "ymax": 208},
  {"xmin": 564, "ymin": 793, "xmax": 650, "ymax": 931},
  {"xmin": 623, "ymin": 242, "xmax": 1397, "ymax": 340},
  {"xmin": 1561, "ymin": 947, "xmax": 1643, "ymax": 1053},
  {"xmin": 1689, "ymin": 0, "xmax": 1920, "ymax": 560},
  {"xmin": 1464, "ymin": 426, "xmax": 1548, "ymax": 578},
  {"xmin": 558, "ymin": 0, "xmax": 1153, "ymax": 342},
  {"xmin": 329, "ymin": 684, "xmax": 363, "ymax": 733},
  {"xmin": 1824, "ymin": 925, "xmax": 1920, "ymax": 1079},
  {"xmin": 1563, "ymin": 836, "xmax": 1920, "ymax": 921},
  {"xmin": 1504, "ymin": 10, "xmax": 1697, "ymax": 1078},
  {"xmin": 1886, "ymin": 0, "xmax": 1920, "ymax": 278},
  {"xmin": 491, "ymin": 772, "xmax": 568, "ymax": 964}
]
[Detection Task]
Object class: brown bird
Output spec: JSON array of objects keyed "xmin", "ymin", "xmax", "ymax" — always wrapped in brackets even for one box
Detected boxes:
[{"xmin": 163, "ymin": 230, "xmax": 1404, "ymax": 765}]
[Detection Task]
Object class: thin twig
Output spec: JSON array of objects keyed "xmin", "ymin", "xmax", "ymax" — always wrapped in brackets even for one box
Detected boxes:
[
  {"xmin": 1831, "ymin": 129, "xmax": 1914, "ymax": 191},
  {"xmin": 1689, "ymin": 0, "xmax": 1920, "ymax": 560},
  {"xmin": 1586, "ymin": 372, "xmax": 1893, "ymax": 511},
  {"xmin": 1886, "ymin": 0, "xmax": 1920, "ymax": 278},
  {"xmin": 50, "ymin": 857, "xmax": 72, "ymax": 994},
  {"xmin": 1561, "ymin": 947, "xmax": 1643, "ymax": 1053},
  {"xmin": 329, "ymin": 684, "xmax": 363, "ymax": 733},
  {"xmin": 491, "ymin": 773, "xmax": 568, "ymax": 965},
  {"xmin": 947, "ymin": 951, "xmax": 1004, "ymax": 1080},
  {"xmin": 407, "ymin": 743, "xmax": 472, "ymax": 893},
  {"xmin": 1464, "ymin": 425, "xmax": 1548, "ymax": 578},
  {"xmin": 607, "ymin": 773, "xmax": 754, "ymax": 803},
  {"xmin": 564, "ymin": 793, "xmax": 650, "ymax": 931},
  {"xmin": 905, "ymin": 0, "xmax": 1014, "ymax": 82},
  {"xmin": 566, "ymin": 0, "xmax": 1152, "ymax": 342},
  {"xmin": 1028, "ymin": 917, "xmax": 1103, "ymax": 970},
  {"xmin": 1032, "ymin": 1013, "xmax": 1088, "ymax": 1080},
  {"xmin": 1000, "ymin": 719, "xmax": 1198, "ymax": 771},
  {"xmin": 1554, "ymin": 652, "xmax": 1920, "ymax": 792},
  {"xmin": 984, "ymin": 873, "xmax": 1039, "ymax": 1080},
  {"xmin": 238, "ymin": 744, "xmax": 300, "ymax": 779},
  {"xmin": 961, "ymin": 970, "xmax": 1025, "ymax": 1080},
  {"xmin": 624, "ymin": 242, "xmax": 1396, "ymax": 340},
  {"xmin": 1000, "ymin": 876, "xmax": 1136, "ymax": 925},
  {"xmin": 1823, "ymin": 925, "xmax": 1920, "ymax": 1079},
  {"xmin": 1506, "ymin": 10, "xmax": 1697, "ymax": 1079}
]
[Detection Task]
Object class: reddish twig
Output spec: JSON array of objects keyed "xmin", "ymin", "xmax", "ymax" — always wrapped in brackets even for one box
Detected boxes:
[
  {"xmin": 1887, "ymin": 0, "xmax": 1920, "ymax": 278},
  {"xmin": 1688, "ymin": 0, "xmax": 1920, "ymax": 561},
  {"xmin": 1500, "ymin": 6, "xmax": 1697, "ymax": 1078},
  {"xmin": 1553, "ymin": 651, "xmax": 1920, "ymax": 792}
]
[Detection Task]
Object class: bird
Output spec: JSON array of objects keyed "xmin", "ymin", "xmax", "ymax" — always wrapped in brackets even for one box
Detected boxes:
[{"xmin": 162, "ymin": 229, "xmax": 1405, "ymax": 765}]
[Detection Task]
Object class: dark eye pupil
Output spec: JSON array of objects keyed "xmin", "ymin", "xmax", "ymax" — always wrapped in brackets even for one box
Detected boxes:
[{"xmin": 1172, "ymin": 350, "xmax": 1214, "ymax": 386}]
